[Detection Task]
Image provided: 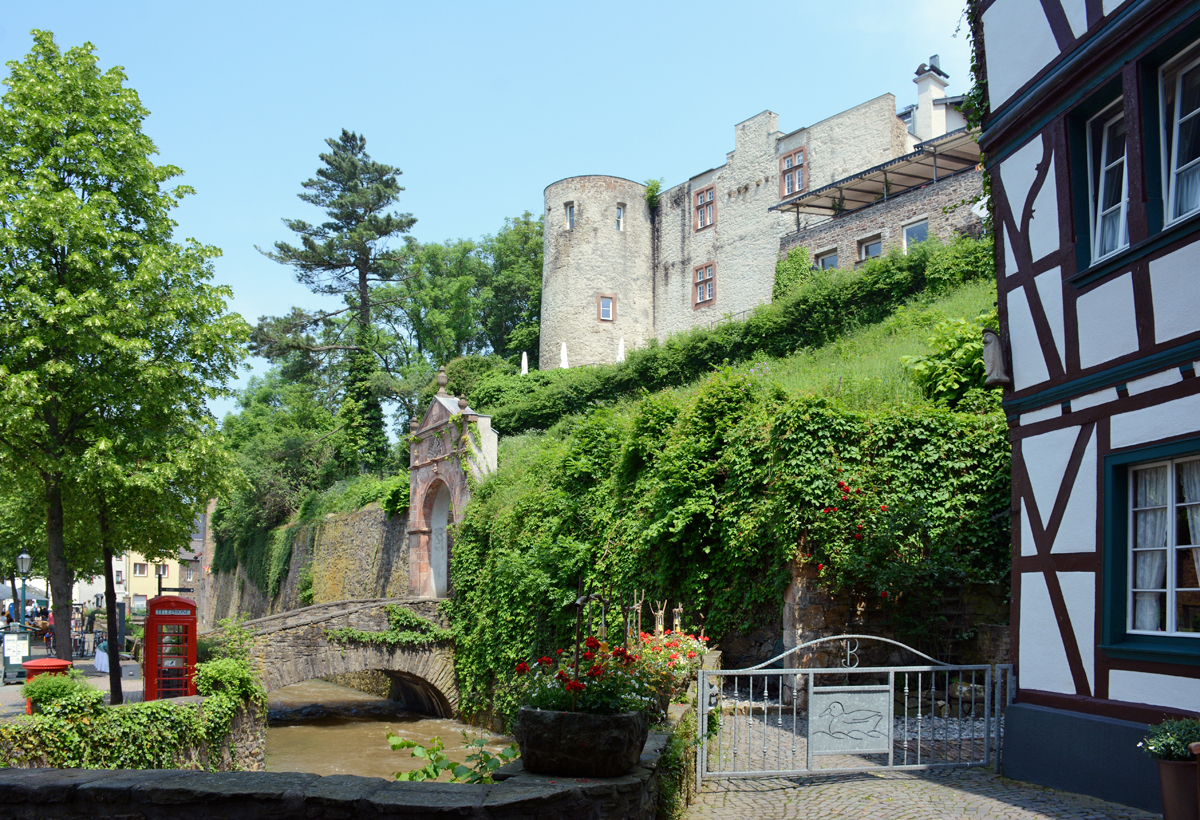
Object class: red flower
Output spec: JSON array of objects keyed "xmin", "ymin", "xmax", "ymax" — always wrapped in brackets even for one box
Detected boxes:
[
  {"xmin": 856, "ymin": 488, "xmax": 863, "ymax": 494},
  {"xmin": 669, "ymin": 653, "xmax": 680, "ymax": 661},
  {"xmin": 687, "ymin": 651, "xmax": 697, "ymax": 659},
  {"xmin": 539, "ymin": 656, "xmax": 553, "ymax": 666},
  {"xmin": 556, "ymin": 670, "xmax": 570, "ymax": 682},
  {"xmin": 843, "ymin": 494, "xmax": 849, "ymax": 500},
  {"xmin": 832, "ymin": 507, "xmax": 837, "ymax": 512},
  {"xmin": 556, "ymin": 648, "xmax": 564, "ymax": 654},
  {"xmin": 700, "ymin": 636, "xmax": 709, "ymax": 642},
  {"xmin": 515, "ymin": 662, "xmax": 530, "ymax": 675},
  {"xmin": 881, "ymin": 591, "xmax": 889, "ymax": 599},
  {"xmin": 585, "ymin": 636, "xmax": 600, "ymax": 650},
  {"xmin": 856, "ymin": 524, "xmax": 863, "ymax": 530},
  {"xmin": 586, "ymin": 664, "xmax": 604, "ymax": 678},
  {"xmin": 880, "ymin": 505, "xmax": 888, "ymax": 511},
  {"xmin": 582, "ymin": 651, "xmax": 594, "ymax": 660},
  {"xmin": 651, "ymin": 645, "xmax": 663, "ymax": 652},
  {"xmin": 854, "ymin": 533, "xmax": 862, "ymax": 540},
  {"xmin": 566, "ymin": 680, "xmax": 585, "ymax": 693},
  {"xmin": 817, "ymin": 563, "xmax": 824, "ymax": 571}
]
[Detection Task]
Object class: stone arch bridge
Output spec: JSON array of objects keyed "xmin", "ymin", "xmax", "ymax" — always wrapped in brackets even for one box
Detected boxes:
[{"xmin": 230, "ymin": 598, "xmax": 458, "ymax": 718}]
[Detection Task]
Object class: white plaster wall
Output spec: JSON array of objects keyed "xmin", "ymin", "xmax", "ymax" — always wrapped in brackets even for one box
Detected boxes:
[
  {"xmin": 1021, "ymin": 404, "xmax": 1060, "ymax": 426},
  {"xmin": 1027, "ymin": 154, "xmax": 1059, "ymax": 263},
  {"xmin": 1019, "ymin": 572, "xmax": 1076, "ymax": 694},
  {"xmin": 1021, "ymin": 505, "xmax": 1037, "ymax": 557},
  {"xmin": 1035, "ymin": 267, "xmax": 1065, "ymax": 362},
  {"xmin": 1127, "ymin": 367, "xmax": 1182, "ymax": 396},
  {"xmin": 1061, "ymin": 0, "xmax": 1088, "ymax": 38},
  {"xmin": 1077, "ymin": 273, "xmax": 1139, "ymax": 369},
  {"xmin": 1052, "ymin": 436, "xmax": 1097, "ymax": 554},
  {"xmin": 1008, "ymin": 285, "xmax": 1050, "ymax": 390},
  {"xmin": 1109, "ymin": 670, "xmax": 1200, "ymax": 710},
  {"xmin": 1150, "ymin": 241, "xmax": 1200, "ymax": 344},
  {"xmin": 1111, "ymin": 391, "xmax": 1200, "ymax": 449},
  {"xmin": 1003, "ymin": 226, "xmax": 1018, "ymax": 277},
  {"xmin": 999, "ymin": 137, "xmax": 1044, "ymax": 232},
  {"xmin": 540, "ymin": 176, "xmax": 653, "ymax": 368},
  {"xmin": 1071, "ymin": 387, "xmax": 1118, "ymax": 411},
  {"xmin": 983, "ymin": 0, "xmax": 1061, "ymax": 108},
  {"xmin": 1059, "ymin": 572, "xmax": 1095, "ymax": 692},
  {"xmin": 1024, "ymin": 425, "xmax": 1082, "ymax": 521}
]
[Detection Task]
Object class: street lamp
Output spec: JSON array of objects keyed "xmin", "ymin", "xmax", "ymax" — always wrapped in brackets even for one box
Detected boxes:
[{"xmin": 15, "ymin": 550, "xmax": 31, "ymax": 629}]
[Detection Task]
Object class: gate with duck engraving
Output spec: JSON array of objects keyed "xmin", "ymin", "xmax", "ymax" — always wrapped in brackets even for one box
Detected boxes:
[{"xmin": 696, "ymin": 635, "xmax": 1013, "ymax": 786}]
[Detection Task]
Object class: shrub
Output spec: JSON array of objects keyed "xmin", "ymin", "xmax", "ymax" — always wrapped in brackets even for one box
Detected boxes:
[
  {"xmin": 773, "ymin": 246, "xmax": 811, "ymax": 301},
  {"xmin": 902, "ymin": 308, "xmax": 997, "ymax": 409},
  {"xmin": 21, "ymin": 670, "xmax": 92, "ymax": 709},
  {"xmin": 1141, "ymin": 719, "xmax": 1200, "ymax": 761}
]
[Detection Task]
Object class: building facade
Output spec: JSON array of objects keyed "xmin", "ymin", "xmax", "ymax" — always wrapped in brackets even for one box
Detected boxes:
[
  {"xmin": 540, "ymin": 58, "xmax": 982, "ymax": 368},
  {"xmin": 980, "ymin": 0, "xmax": 1200, "ymax": 810}
]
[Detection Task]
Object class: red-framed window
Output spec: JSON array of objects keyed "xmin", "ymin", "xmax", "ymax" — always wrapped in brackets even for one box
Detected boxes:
[
  {"xmin": 780, "ymin": 148, "xmax": 805, "ymax": 198},
  {"xmin": 694, "ymin": 262, "xmax": 715, "ymax": 307},
  {"xmin": 695, "ymin": 186, "xmax": 716, "ymax": 230}
]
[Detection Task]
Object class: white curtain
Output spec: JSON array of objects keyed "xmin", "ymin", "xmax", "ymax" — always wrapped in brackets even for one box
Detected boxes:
[
  {"xmin": 1177, "ymin": 164, "xmax": 1200, "ymax": 219},
  {"xmin": 1134, "ymin": 466, "xmax": 1169, "ymax": 631},
  {"xmin": 1178, "ymin": 461, "xmax": 1200, "ymax": 585}
]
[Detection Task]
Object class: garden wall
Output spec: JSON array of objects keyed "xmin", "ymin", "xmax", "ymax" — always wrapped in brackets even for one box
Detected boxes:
[{"xmin": 206, "ymin": 504, "xmax": 408, "ymax": 626}]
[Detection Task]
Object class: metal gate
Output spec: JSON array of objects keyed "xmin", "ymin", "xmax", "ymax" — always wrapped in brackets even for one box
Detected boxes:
[{"xmin": 696, "ymin": 635, "xmax": 1014, "ymax": 786}]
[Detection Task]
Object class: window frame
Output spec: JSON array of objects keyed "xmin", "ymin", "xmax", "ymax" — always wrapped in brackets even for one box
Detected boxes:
[
  {"xmin": 779, "ymin": 148, "xmax": 806, "ymax": 199},
  {"xmin": 1161, "ymin": 40, "xmax": 1200, "ymax": 226},
  {"xmin": 858, "ymin": 235, "xmax": 883, "ymax": 263},
  {"xmin": 114, "ymin": 570, "xmax": 124, "ymax": 585},
  {"xmin": 1102, "ymin": 436, "xmax": 1200, "ymax": 666},
  {"xmin": 1087, "ymin": 99, "xmax": 1130, "ymax": 262},
  {"xmin": 902, "ymin": 218, "xmax": 930, "ymax": 251},
  {"xmin": 565, "ymin": 202, "xmax": 575, "ymax": 230},
  {"xmin": 597, "ymin": 294, "xmax": 616, "ymax": 322},
  {"xmin": 155, "ymin": 563, "xmax": 169, "ymax": 578},
  {"xmin": 133, "ymin": 562, "xmax": 147, "ymax": 577},
  {"xmin": 816, "ymin": 250, "xmax": 839, "ymax": 270},
  {"xmin": 616, "ymin": 204, "xmax": 625, "ymax": 231},
  {"xmin": 694, "ymin": 186, "xmax": 716, "ymax": 231},
  {"xmin": 693, "ymin": 262, "xmax": 715, "ymax": 308}
]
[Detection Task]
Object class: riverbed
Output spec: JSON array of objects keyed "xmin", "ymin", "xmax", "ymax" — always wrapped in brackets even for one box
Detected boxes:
[{"xmin": 265, "ymin": 680, "xmax": 510, "ymax": 779}]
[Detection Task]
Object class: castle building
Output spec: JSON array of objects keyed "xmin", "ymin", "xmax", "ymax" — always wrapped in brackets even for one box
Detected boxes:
[
  {"xmin": 540, "ymin": 57, "xmax": 984, "ymax": 369},
  {"xmin": 980, "ymin": 0, "xmax": 1200, "ymax": 812}
]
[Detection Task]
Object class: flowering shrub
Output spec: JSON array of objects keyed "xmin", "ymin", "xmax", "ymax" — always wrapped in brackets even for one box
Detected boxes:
[
  {"xmin": 636, "ymin": 631, "xmax": 708, "ymax": 699},
  {"xmin": 511, "ymin": 637, "xmax": 657, "ymax": 716}
]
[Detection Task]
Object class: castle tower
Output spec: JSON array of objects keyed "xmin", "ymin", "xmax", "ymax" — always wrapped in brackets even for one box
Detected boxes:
[{"xmin": 540, "ymin": 176, "xmax": 653, "ymax": 369}]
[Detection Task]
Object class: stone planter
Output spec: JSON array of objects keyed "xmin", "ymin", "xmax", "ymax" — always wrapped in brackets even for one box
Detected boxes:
[
  {"xmin": 1158, "ymin": 758, "xmax": 1199, "ymax": 820},
  {"xmin": 513, "ymin": 706, "xmax": 649, "ymax": 778}
]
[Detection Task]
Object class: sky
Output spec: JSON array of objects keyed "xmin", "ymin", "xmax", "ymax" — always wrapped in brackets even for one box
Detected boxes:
[{"xmin": 0, "ymin": 0, "xmax": 972, "ymax": 420}]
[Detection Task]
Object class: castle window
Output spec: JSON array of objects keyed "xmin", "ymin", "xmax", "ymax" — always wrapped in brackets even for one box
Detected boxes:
[
  {"xmin": 816, "ymin": 250, "xmax": 838, "ymax": 270},
  {"xmin": 694, "ymin": 263, "xmax": 715, "ymax": 307},
  {"xmin": 1088, "ymin": 100, "xmax": 1129, "ymax": 260},
  {"xmin": 565, "ymin": 203, "xmax": 575, "ymax": 230},
  {"xmin": 903, "ymin": 219, "xmax": 929, "ymax": 250},
  {"xmin": 780, "ymin": 149, "xmax": 805, "ymax": 198},
  {"xmin": 616, "ymin": 205, "xmax": 624, "ymax": 231},
  {"xmin": 1162, "ymin": 42, "xmax": 1200, "ymax": 223},
  {"xmin": 597, "ymin": 295, "xmax": 615, "ymax": 322},
  {"xmin": 695, "ymin": 186, "xmax": 715, "ymax": 230}
]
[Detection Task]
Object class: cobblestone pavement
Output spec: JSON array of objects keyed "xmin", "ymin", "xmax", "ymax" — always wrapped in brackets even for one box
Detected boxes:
[
  {"xmin": 0, "ymin": 644, "xmax": 142, "ymax": 717},
  {"xmin": 685, "ymin": 769, "xmax": 1160, "ymax": 820}
]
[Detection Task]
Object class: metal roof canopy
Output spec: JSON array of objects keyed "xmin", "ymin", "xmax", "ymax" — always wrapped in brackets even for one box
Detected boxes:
[{"xmin": 771, "ymin": 128, "xmax": 981, "ymax": 217}]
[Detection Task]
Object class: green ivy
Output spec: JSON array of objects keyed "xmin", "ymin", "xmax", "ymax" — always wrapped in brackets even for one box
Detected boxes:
[
  {"xmin": 657, "ymin": 709, "xmax": 698, "ymax": 820},
  {"xmin": 446, "ymin": 367, "xmax": 1009, "ymax": 721},
  {"xmin": 902, "ymin": 308, "xmax": 997, "ymax": 408},
  {"xmin": 772, "ymin": 246, "xmax": 811, "ymax": 301},
  {"xmin": 325, "ymin": 604, "xmax": 454, "ymax": 648}
]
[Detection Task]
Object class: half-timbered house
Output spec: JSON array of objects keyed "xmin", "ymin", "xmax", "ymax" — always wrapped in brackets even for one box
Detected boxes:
[{"xmin": 980, "ymin": 0, "xmax": 1200, "ymax": 810}]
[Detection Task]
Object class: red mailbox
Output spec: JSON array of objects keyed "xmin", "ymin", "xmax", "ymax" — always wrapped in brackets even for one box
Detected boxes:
[{"xmin": 143, "ymin": 595, "xmax": 197, "ymax": 700}]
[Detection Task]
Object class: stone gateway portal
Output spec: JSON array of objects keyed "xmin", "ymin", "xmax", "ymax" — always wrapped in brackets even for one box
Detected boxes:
[{"xmin": 406, "ymin": 368, "xmax": 498, "ymax": 599}]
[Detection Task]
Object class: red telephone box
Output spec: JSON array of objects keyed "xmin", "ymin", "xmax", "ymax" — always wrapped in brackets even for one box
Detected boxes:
[{"xmin": 143, "ymin": 596, "xmax": 197, "ymax": 700}]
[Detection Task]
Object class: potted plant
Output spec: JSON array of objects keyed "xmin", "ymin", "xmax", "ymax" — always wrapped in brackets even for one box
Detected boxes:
[{"xmin": 1140, "ymin": 718, "xmax": 1200, "ymax": 820}]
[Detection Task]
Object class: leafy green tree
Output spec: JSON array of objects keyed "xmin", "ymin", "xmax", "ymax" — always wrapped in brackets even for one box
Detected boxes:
[
  {"xmin": 477, "ymin": 212, "xmax": 543, "ymax": 363},
  {"xmin": 0, "ymin": 31, "xmax": 248, "ymax": 661},
  {"xmin": 260, "ymin": 130, "xmax": 416, "ymax": 470}
]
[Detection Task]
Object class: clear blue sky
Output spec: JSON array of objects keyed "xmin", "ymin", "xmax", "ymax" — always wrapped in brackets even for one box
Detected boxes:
[{"xmin": 0, "ymin": 1, "xmax": 972, "ymax": 419}]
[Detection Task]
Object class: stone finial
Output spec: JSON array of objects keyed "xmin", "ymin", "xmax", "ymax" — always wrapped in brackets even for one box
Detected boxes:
[
  {"xmin": 409, "ymin": 417, "xmax": 419, "ymax": 433},
  {"xmin": 436, "ymin": 366, "xmax": 448, "ymax": 396},
  {"xmin": 458, "ymin": 397, "xmax": 468, "ymax": 412}
]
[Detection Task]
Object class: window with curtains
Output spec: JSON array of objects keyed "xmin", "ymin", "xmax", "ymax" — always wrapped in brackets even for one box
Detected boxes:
[
  {"xmin": 1088, "ymin": 100, "xmax": 1129, "ymax": 260},
  {"xmin": 1129, "ymin": 457, "xmax": 1200, "ymax": 635},
  {"xmin": 1162, "ymin": 41, "xmax": 1200, "ymax": 224}
]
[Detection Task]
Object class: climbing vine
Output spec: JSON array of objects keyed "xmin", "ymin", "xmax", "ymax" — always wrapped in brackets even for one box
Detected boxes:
[{"xmin": 325, "ymin": 605, "xmax": 454, "ymax": 648}]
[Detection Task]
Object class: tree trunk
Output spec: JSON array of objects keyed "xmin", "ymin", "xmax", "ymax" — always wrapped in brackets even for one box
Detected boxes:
[
  {"xmin": 98, "ymin": 502, "xmax": 123, "ymax": 705},
  {"xmin": 7, "ymin": 570, "xmax": 15, "ymax": 623},
  {"xmin": 44, "ymin": 474, "xmax": 73, "ymax": 663}
]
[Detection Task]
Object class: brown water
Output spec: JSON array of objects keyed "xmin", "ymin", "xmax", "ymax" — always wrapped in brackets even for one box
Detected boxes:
[{"xmin": 265, "ymin": 680, "xmax": 511, "ymax": 780}]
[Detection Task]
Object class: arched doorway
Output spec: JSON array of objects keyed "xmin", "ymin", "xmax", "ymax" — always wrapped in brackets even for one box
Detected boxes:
[{"xmin": 429, "ymin": 483, "xmax": 451, "ymax": 598}]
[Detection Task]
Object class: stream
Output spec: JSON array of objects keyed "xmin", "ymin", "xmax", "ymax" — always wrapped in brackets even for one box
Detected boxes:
[{"xmin": 265, "ymin": 679, "xmax": 510, "ymax": 780}]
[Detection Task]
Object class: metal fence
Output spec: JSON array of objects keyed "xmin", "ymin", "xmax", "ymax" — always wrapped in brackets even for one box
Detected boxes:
[{"xmin": 696, "ymin": 635, "xmax": 1014, "ymax": 786}]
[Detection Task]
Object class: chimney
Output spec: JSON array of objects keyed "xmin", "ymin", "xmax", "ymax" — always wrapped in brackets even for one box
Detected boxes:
[{"xmin": 913, "ymin": 54, "xmax": 950, "ymax": 141}]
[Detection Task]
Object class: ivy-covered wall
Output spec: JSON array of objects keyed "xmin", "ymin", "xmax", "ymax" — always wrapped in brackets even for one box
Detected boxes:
[{"xmin": 446, "ymin": 367, "xmax": 1010, "ymax": 719}]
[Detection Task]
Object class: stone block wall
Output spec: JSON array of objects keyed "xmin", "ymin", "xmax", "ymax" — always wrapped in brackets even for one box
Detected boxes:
[
  {"xmin": 208, "ymin": 504, "xmax": 408, "ymax": 624},
  {"xmin": 779, "ymin": 168, "xmax": 984, "ymax": 267}
]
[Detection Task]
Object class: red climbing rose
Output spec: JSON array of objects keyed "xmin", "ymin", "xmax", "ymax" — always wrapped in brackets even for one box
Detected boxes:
[{"xmin": 515, "ymin": 662, "xmax": 529, "ymax": 675}]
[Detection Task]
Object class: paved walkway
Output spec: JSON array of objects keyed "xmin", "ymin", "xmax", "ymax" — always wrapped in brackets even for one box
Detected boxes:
[
  {"xmin": 685, "ymin": 769, "xmax": 1159, "ymax": 819},
  {"xmin": 0, "ymin": 643, "xmax": 142, "ymax": 717}
]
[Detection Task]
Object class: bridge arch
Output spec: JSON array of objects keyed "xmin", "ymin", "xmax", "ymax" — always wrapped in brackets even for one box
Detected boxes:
[{"xmin": 235, "ymin": 599, "xmax": 459, "ymax": 718}]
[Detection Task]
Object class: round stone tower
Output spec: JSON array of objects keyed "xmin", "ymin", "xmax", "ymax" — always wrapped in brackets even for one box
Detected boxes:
[{"xmin": 540, "ymin": 176, "xmax": 653, "ymax": 369}]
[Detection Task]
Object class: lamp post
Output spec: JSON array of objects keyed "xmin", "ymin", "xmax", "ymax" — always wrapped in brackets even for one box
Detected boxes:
[{"xmin": 15, "ymin": 550, "xmax": 31, "ymax": 630}]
